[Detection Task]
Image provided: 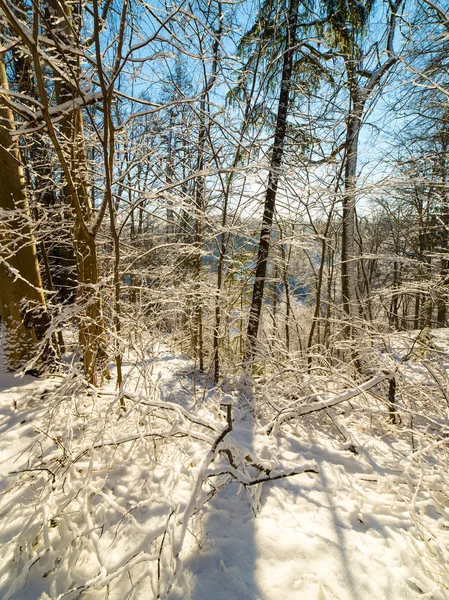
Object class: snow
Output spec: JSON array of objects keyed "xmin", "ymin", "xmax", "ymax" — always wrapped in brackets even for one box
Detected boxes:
[
  {"xmin": 0, "ymin": 335, "xmax": 448, "ymax": 599},
  {"xmin": 182, "ymin": 421, "xmax": 449, "ymax": 600}
]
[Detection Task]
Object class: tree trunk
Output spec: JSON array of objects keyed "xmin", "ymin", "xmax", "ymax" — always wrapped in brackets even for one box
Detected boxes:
[
  {"xmin": 11, "ymin": 10, "xmax": 67, "ymax": 351},
  {"xmin": 437, "ymin": 135, "xmax": 448, "ymax": 326},
  {"xmin": 0, "ymin": 58, "xmax": 50, "ymax": 370},
  {"xmin": 341, "ymin": 87, "xmax": 366, "ymax": 330},
  {"xmin": 166, "ymin": 129, "xmax": 175, "ymax": 239},
  {"xmin": 244, "ymin": 0, "xmax": 299, "ymax": 367},
  {"xmin": 192, "ymin": 114, "xmax": 206, "ymax": 373},
  {"xmin": 191, "ymin": 10, "xmax": 223, "ymax": 375},
  {"xmin": 46, "ymin": 0, "xmax": 109, "ymax": 385}
]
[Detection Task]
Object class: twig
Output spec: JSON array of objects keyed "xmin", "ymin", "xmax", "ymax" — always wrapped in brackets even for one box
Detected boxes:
[
  {"xmin": 157, "ymin": 510, "xmax": 174, "ymax": 599},
  {"xmin": 243, "ymin": 468, "xmax": 318, "ymax": 486},
  {"xmin": 10, "ymin": 467, "xmax": 56, "ymax": 487}
]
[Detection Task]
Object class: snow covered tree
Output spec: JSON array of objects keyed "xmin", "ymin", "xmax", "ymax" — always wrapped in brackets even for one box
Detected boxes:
[{"xmin": 321, "ymin": 0, "xmax": 404, "ymax": 336}]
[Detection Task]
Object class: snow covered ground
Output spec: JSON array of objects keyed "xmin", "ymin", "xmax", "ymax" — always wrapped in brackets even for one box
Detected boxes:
[{"xmin": 0, "ymin": 335, "xmax": 448, "ymax": 599}]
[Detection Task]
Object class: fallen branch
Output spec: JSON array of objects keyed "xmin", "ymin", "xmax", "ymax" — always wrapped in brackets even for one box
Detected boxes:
[
  {"xmin": 205, "ymin": 465, "xmax": 319, "ymax": 486},
  {"xmin": 167, "ymin": 404, "xmax": 234, "ymax": 596},
  {"xmin": 267, "ymin": 373, "xmax": 393, "ymax": 435}
]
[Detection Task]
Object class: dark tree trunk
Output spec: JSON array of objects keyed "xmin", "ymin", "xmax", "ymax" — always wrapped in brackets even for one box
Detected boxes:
[{"xmin": 244, "ymin": 0, "xmax": 299, "ymax": 367}]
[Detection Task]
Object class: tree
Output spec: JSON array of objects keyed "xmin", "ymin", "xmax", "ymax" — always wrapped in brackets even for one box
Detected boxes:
[
  {"xmin": 321, "ymin": 0, "xmax": 404, "ymax": 335},
  {"xmin": 0, "ymin": 55, "xmax": 50, "ymax": 370},
  {"xmin": 243, "ymin": 0, "xmax": 302, "ymax": 367}
]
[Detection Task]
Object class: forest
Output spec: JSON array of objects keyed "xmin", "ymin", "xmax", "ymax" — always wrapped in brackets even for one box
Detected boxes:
[{"xmin": 0, "ymin": 0, "xmax": 448, "ymax": 598}]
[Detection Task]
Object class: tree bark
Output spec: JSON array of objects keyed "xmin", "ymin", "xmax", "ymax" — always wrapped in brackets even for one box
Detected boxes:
[
  {"xmin": 244, "ymin": 0, "xmax": 299, "ymax": 367},
  {"xmin": 341, "ymin": 87, "xmax": 366, "ymax": 328},
  {"xmin": 0, "ymin": 57, "xmax": 50, "ymax": 370}
]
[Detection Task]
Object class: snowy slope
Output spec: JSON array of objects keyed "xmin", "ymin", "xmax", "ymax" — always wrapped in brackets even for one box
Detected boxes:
[
  {"xmin": 179, "ymin": 418, "xmax": 449, "ymax": 600},
  {"xmin": 0, "ymin": 339, "xmax": 448, "ymax": 599}
]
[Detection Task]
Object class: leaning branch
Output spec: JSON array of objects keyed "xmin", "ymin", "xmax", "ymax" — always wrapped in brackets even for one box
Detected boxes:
[{"xmin": 267, "ymin": 373, "xmax": 393, "ymax": 434}]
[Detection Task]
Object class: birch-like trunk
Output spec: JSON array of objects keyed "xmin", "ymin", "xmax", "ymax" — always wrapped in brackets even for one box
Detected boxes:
[{"xmin": 341, "ymin": 88, "xmax": 365, "ymax": 329}]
